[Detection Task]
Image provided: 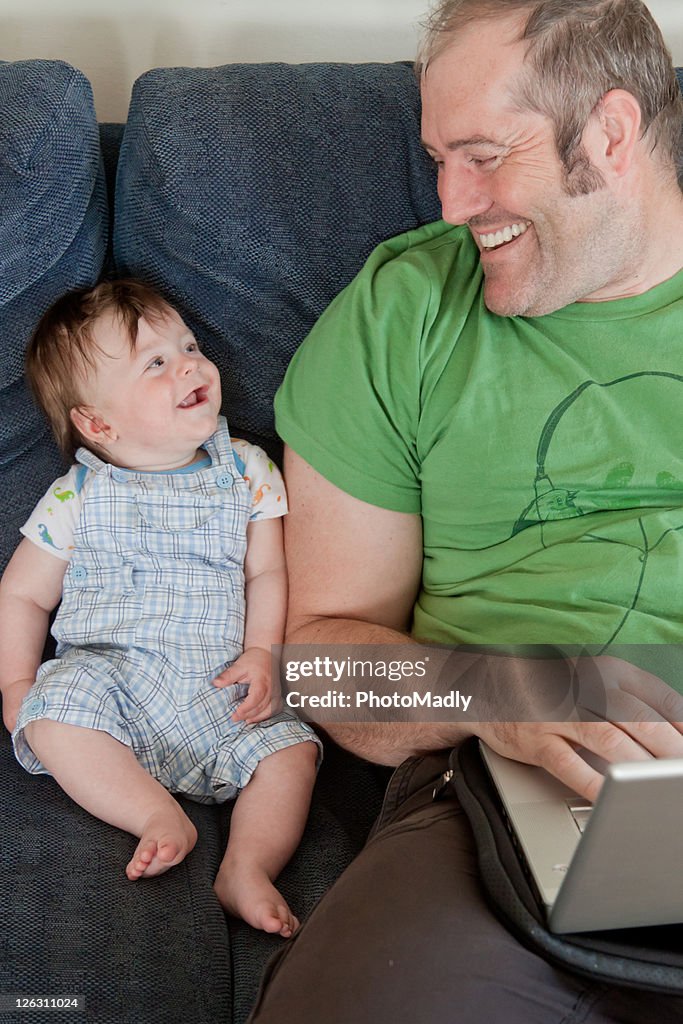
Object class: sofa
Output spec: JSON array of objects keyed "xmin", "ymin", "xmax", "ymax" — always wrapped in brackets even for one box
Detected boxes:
[{"xmin": 0, "ymin": 57, "xmax": 441, "ymax": 1024}]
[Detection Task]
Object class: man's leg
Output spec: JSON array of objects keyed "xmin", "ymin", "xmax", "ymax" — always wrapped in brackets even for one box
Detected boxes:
[{"xmin": 248, "ymin": 751, "xmax": 683, "ymax": 1024}]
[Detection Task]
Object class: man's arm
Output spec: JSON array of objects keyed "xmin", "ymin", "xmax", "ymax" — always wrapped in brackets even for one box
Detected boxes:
[
  {"xmin": 283, "ymin": 447, "xmax": 472, "ymax": 764},
  {"xmin": 283, "ymin": 448, "xmax": 683, "ymax": 797},
  {"xmin": 0, "ymin": 538, "xmax": 66, "ymax": 732}
]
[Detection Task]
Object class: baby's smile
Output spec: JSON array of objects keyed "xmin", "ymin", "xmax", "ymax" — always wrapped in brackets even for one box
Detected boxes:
[{"xmin": 178, "ymin": 385, "xmax": 210, "ymax": 409}]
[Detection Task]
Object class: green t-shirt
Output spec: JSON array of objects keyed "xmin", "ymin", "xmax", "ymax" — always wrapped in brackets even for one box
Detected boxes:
[{"xmin": 276, "ymin": 220, "xmax": 683, "ymax": 676}]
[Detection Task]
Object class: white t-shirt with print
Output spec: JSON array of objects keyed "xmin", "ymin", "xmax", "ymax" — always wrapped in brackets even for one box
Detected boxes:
[{"xmin": 21, "ymin": 438, "xmax": 287, "ymax": 562}]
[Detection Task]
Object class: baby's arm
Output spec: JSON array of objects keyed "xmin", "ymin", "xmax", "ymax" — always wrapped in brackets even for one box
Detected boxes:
[
  {"xmin": 0, "ymin": 538, "xmax": 66, "ymax": 732},
  {"xmin": 213, "ymin": 517, "xmax": 287, "ymax": 724}
]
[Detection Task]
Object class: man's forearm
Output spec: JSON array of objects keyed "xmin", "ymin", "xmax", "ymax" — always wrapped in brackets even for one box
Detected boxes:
[
  {"xmin": 283, "ymin": 616, "xmax": 476, "ymax": 763},
  {"xmin": 313, "ymin": 718, "xmax": 470, "ymax": 766}
]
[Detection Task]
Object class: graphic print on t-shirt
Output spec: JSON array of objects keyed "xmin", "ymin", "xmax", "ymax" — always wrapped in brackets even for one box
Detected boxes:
[{"xmin": 511, "ymin": 372, "xmax": 683, "ymax": 647}]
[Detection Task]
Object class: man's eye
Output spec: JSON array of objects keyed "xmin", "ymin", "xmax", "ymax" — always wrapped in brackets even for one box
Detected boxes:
[{"xmin": 468, "ymin": 155, "xmax": 499, "ymax": 168}]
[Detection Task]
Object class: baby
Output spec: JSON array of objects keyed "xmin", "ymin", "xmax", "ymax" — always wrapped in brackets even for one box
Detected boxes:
[{"xmin": 0, "ymin": 279, "xmax": 320, "ymax": 938}]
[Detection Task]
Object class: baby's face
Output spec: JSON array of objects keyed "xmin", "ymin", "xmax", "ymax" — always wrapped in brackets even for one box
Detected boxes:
[{"xmin": 80, "ymin": 306, "xmax": 222, "ymax": 471}]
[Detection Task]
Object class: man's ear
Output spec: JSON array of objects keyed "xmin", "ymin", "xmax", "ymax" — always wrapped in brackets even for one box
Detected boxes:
[
  {"xmin": 594, "ymin": 89, "xmax": 642, "ymax": 177},
  {"xmin": 70, "ymin": 406, "xmax": 119, "ymax": 445}
]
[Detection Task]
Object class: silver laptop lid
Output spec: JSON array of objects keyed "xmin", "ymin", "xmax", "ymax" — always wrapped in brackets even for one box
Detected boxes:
[
  {"xmin": 480, "ymin": 743, "xmax": 683, "ymax": 933},
  {"xmin": 550, "ymin": 757, "xmax": 683, "ymax": 933}
]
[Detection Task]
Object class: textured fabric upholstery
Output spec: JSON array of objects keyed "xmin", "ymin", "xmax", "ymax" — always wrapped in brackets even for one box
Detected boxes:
[
  {"xmin": 1, "ymin": 59, "xmax": 402, "ymax": 1024},
  {"xmin": 0, "ymin": 60, "xmax": 107, "ymax": 573},
  {"xmin": 0, "ymin": 724, "xmax": 235, "ymax": 1023},
  {"xmin": 113, "ymin": 62, "xmax": 440, "ymax": 455},
  {"xmin": 0, "ymin": 707, "xmax": 387, "ymax": 1024}
]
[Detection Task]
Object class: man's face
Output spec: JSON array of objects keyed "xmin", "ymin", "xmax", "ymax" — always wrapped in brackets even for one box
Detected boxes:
[{"xmin": 420, "ymin": 16, "xmax": 642, "ymax": 317}]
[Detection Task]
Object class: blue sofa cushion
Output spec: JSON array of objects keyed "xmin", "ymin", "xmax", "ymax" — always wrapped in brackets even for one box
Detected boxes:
[
  {"xmin": 113, "ymin": 62, "xmax": 440, "ymax": 452},
  {"xmin": 0, "ymin": 59, "xmax": 107, "ymax": 570}
]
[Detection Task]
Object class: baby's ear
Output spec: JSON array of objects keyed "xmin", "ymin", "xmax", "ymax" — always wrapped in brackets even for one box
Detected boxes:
[{"xmin": 69, "ymin": 406, "xmax": 119, "ymax": 444}]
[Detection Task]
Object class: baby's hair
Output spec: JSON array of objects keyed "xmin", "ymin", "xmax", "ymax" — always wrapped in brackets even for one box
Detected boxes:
[{"xmin": 26, "ymin": 278, "xmax": 174, "ymax": 458}]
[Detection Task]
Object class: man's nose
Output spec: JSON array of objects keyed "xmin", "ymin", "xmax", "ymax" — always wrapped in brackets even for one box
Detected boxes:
[{"xmin": 438, "ymin": 165, "xmax": 491, "ymax": 226}]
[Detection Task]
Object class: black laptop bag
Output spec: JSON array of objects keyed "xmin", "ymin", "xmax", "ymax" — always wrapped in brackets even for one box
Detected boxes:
[{"xmin": 448, "ymin": 738, "xmax": 683, "ymax": 994}]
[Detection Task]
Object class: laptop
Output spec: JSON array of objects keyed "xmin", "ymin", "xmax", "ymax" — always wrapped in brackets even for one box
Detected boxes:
[{"xmin": 479, "ymin": 741, "xmax": 683, "ymax": 933}]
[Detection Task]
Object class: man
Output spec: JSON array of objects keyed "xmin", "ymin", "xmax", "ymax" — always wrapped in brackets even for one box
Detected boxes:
[{"xmin": 249, "ymin": 2, "xmax": 683, "ymax": 1021}]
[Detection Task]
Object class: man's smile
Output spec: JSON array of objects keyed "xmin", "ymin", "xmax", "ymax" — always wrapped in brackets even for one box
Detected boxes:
[{"xmin": 477, "ymin": 220, "xmax": 530, "ymax": 251}]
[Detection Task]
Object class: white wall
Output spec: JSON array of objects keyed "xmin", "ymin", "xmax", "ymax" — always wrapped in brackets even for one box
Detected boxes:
[
  {"xmin": 654, "ymin": 2, "xmax": 683, "ymax": 64},
  {"xmin": 3, "ymin": 0, "xmax": 683, "ymax": 122}
]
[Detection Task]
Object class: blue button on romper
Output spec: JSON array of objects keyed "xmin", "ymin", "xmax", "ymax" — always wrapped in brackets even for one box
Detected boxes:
[{"xmin": 13, "ymin": 417, "xmax": 320, "ymax": 801}]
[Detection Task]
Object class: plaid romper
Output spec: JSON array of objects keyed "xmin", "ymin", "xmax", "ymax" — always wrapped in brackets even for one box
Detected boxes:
[{"xmin": 13, "ymin": 417, "xmax": 320, "ymax": 801}]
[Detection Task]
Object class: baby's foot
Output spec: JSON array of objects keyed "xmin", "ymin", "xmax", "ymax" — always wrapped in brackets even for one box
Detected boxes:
[
  {"xmin": 214, "ymin": 862, "xmax": 300, "ymax": 938},
  {"xmin": 126, "ymin": 806, "xmax": 198, "ymax": 880}
]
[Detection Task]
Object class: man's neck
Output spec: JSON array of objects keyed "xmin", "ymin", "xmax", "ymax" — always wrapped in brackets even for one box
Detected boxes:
[{"xmin": 581, "ymin": 185, "xmax": 683, "ymax": 303}]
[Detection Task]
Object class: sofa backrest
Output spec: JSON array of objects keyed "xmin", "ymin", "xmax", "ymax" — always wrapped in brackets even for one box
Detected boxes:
[
  {"xmin": 0, "ymin": 60, "xmax": 107, "ymax": 571},
  {"xmin": 113, "ymin": 62, "xmax": 441, "ymax": 453},
  {"xmin": 0, "ymin": 58, "xmax": 440, "ymax": 572}
]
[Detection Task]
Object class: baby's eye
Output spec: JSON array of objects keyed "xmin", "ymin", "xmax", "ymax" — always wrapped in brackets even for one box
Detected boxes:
[
  {"xmin": 185, "ymin": 341, "xmax": 199, "ymax": 353},
  {"xmin": 146, "ymin": 356, "xmax": 164, "ymax": 370}
]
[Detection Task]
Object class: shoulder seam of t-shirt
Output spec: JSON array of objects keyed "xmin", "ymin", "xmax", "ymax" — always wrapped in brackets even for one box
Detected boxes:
[{"xmin": 276, "ymin": 415, "xmax": 421, "ymax": 514}]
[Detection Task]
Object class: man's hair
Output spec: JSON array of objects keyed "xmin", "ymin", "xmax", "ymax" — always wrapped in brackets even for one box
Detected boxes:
[
  {"xmin": 416, "ymin": 0, "xmax": 683, "ymax": 186},
  {"xmin": 26, "ymin": 278, "xmax": 173, "ymax": 458}
]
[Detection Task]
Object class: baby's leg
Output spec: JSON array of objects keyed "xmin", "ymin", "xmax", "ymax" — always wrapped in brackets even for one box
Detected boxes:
[
  {"xmin": 214, "ymin": 740, "xmax": 318, "ymax": 937},
  {"xmin": 23, "ymin": 719, "xmax": 197, "ymax": 879}
]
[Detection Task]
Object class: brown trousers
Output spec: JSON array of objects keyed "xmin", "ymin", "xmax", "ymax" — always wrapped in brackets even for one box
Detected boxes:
[{"xmin": 249, "ymin": 751, "xmax": 683, "ymax": 1024}]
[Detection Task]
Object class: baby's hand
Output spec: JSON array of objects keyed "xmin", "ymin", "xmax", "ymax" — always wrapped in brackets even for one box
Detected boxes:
[{"xmin": 212, "ymin": 647, "xmax": 278, "ymax": 724}]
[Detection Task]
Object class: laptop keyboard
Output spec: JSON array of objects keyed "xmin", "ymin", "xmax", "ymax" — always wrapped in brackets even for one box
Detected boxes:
[{"xmin": 566, "ymin": 797, "xmax": 593, "ymax": 833}]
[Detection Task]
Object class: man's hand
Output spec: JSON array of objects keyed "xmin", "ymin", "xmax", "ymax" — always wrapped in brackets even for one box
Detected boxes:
[
  {"xmin": 212, "ymin": 647, "xmax": 277, "ymax": 724},
  {"xmin": 476, "ymin": 654, "xmax": 683, "ymax": 802}
]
